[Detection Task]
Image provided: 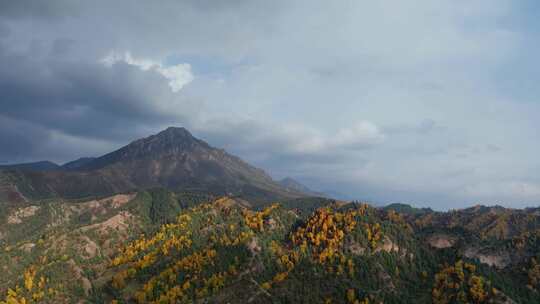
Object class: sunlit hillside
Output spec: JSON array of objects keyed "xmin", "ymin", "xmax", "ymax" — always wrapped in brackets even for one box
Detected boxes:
[{"xmin": 2, "ymin": 193, "xmax": 538, "ymax": 303}]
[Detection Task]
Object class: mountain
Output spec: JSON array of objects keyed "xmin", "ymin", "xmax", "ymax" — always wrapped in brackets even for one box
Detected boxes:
[
  {"xmin": 0, "ymin": 127, "xmax": 305, "ymax": 204},
  {"xmin": 0, "ymin": 161, "xmax": 60, "ymax": 171},
  {"xmin": 61, "ymin": 157, "xmax": 96, "ymax": 170},
  {"xmin": 5, "ymin": 127, "xmax": 540, "ymax": 303},
  {"xmin": 278, "ymin": 177, "xmax": 325, "ymax": 197}
]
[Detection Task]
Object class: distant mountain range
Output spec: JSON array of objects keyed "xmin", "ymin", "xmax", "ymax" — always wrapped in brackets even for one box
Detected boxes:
[
  {"xmin": 278, "ymin": 177, "xmax": 326, "ymax": 197},
  {"xmin": 0, "ymin": 157, "xmax": 99, "ymax": 172},
  {"xmin": 0, "ymin": 161, "xmax": 61, "ymax": 172},
  {"xmin": 0, "ymin": 127, "xmax": 322, "ymax": 204}
]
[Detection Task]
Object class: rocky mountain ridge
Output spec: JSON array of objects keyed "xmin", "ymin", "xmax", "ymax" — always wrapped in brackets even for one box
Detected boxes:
[{"xmin": 0, "ymin": 127, "xmax": 310, "ymax": 204}]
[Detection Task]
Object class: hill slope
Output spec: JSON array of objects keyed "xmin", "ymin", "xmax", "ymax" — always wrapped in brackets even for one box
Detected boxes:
[
  {"xmin": 61, "ymin": 157, "xmax": 96, "ymax": 171},
  {"xmin": 2, "ymin": 195, "xmax": 534, "ymax": 303}
]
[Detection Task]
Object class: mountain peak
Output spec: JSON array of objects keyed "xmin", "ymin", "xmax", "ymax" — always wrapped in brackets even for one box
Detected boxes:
[
  {"xmin": 133, "ymin": 126, "xmax": 210, "ymax": 152},
  {"xmin": 0, "ymin": 127, "xmax": 307, "ymax": 203},
  {"xmin": 77, "ymin": 127, "xmax": 208, "ymax": 170},
  {"xmin": 145, "ymin": 126, "xmax": 209, "ymax": 146},
  {"xmin": 142, "ymin": 126, "xmax": 198, "ymax": 144},
  {"xmin": 158, "ymin": 126, "xmax": 194, "ymax": 138}
]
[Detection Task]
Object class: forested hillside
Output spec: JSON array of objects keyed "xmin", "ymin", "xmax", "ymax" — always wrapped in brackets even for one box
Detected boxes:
[{"xmin": 1, "ymin": 193, "xmax": 539, "ymax": 303}]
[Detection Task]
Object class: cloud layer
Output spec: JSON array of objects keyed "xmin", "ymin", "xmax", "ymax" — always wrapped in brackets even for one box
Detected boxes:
[
  {"xmin": 1, "ymin": 0, "xmax": 540, "ymax": 209},
  {"xmin": 102, "ymin": 52, "xmax": 194, "ymax": 92}
]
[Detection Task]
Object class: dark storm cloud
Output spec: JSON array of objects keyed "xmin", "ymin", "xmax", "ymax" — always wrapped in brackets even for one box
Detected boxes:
[
  {"xmin": 0, "ymin": 23, "xmax": 10, "ymax": 38},
  {"xmin": 0, "ymin": 114, "xmax": 120, "ymax": 164},
  {"xmin": 3, "ymin": 55, "xmax": 179, "ymax": 136},
  {"xmin": 0, "ymin": 40, "xmax": 198, "ymax": 162},
  {"xmin": 0, "ymin": 116, "xmax": 50, "ymax": 163},
  {"xmin": 0, "ymin": 0, "xmax": 78, "ymax": 20},
  {"xmin": 50, "ymin": 38, "xmax": 75, "ymax": 57}
]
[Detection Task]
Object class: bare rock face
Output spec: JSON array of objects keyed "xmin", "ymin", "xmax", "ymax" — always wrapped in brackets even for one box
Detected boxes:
[
  {"xmin": 247, "ymin": 237, "xmax": 261, "ymax": 255},
  {"xmin": 79, "ymin": 235, "xmax": 100, "ymax": 260},
  {"xmin": 464, "ymin": 247, "xmax": 511, "ymax": 269},
  {"xmin": 347, "ymin": 241, "xmax": 366, "ymax": 255},
  {"xmin": 7, "ymin": 205, "xmax": 40, "ymax": 224},
  {"xmin": 44, "ymin": 193, "xmax": 137, "ymax": 231},
  {"xmin": 71, "ymin": 193, "xmax": 136, "ymax": 214},
  {"xmin": 67, "ymin": 259, "xmax": 92, "ymax": 296},
  {"xmin": 375, "ymin": 236, "xmax": 400, "ymax": 253},
  {"xmin": 427, "ymin": 233, "xmax": 457, "ymax": 249},
  {"xmin": 79, "ymin": 211, "xmax": 134, "ymax": 235},
  {"xmin": 19, "ymin": 242, "xmax": 36, "ymax": 253}
]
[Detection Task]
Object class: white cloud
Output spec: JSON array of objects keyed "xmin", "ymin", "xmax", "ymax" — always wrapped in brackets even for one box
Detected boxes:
[
  {"xmin": 195, "ymin": 118, "xmax": 384, "ymax": 157},
  {"xmin": 101, "ymin": 51, "xmax": 193, "ymax": 92},
  {"xmin": 284, "ymin": 122, "xmax": 384, "ymax": 155},
  {"xmin": 332, "ymin": 122, "xmax": 384, "ymax": 149}
]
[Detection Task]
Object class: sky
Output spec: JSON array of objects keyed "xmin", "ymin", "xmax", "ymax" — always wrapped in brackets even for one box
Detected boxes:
[{"xmin": 1, "ymin": 0, "xmax": 540, "ymax": 210}]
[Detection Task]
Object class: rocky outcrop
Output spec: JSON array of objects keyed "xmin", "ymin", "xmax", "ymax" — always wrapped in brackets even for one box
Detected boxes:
[
  {"xmin": 67, "ymin": 259, "xmax": 92, "ymax": 296},
  {"xmin": 79, "ymin": 211, "xmax": 135, "ymax": 235},
  {"xmin": 19, "ymin": 242, "xmax": 36, "ymax": 253},
  {"xmin": 7, "ymin": 205, "xmax": 40, "ymax": 224},
  {"xmin": 427, "ymin": 233, "xmax": 457, "ymax": 249},
  {"xmin": 464, "ymin": 247, "xmax": 511, "ymax": 269},
  {"xmin": 375, "ymin": 236, "xmax": 400, "ymax": 253}
]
